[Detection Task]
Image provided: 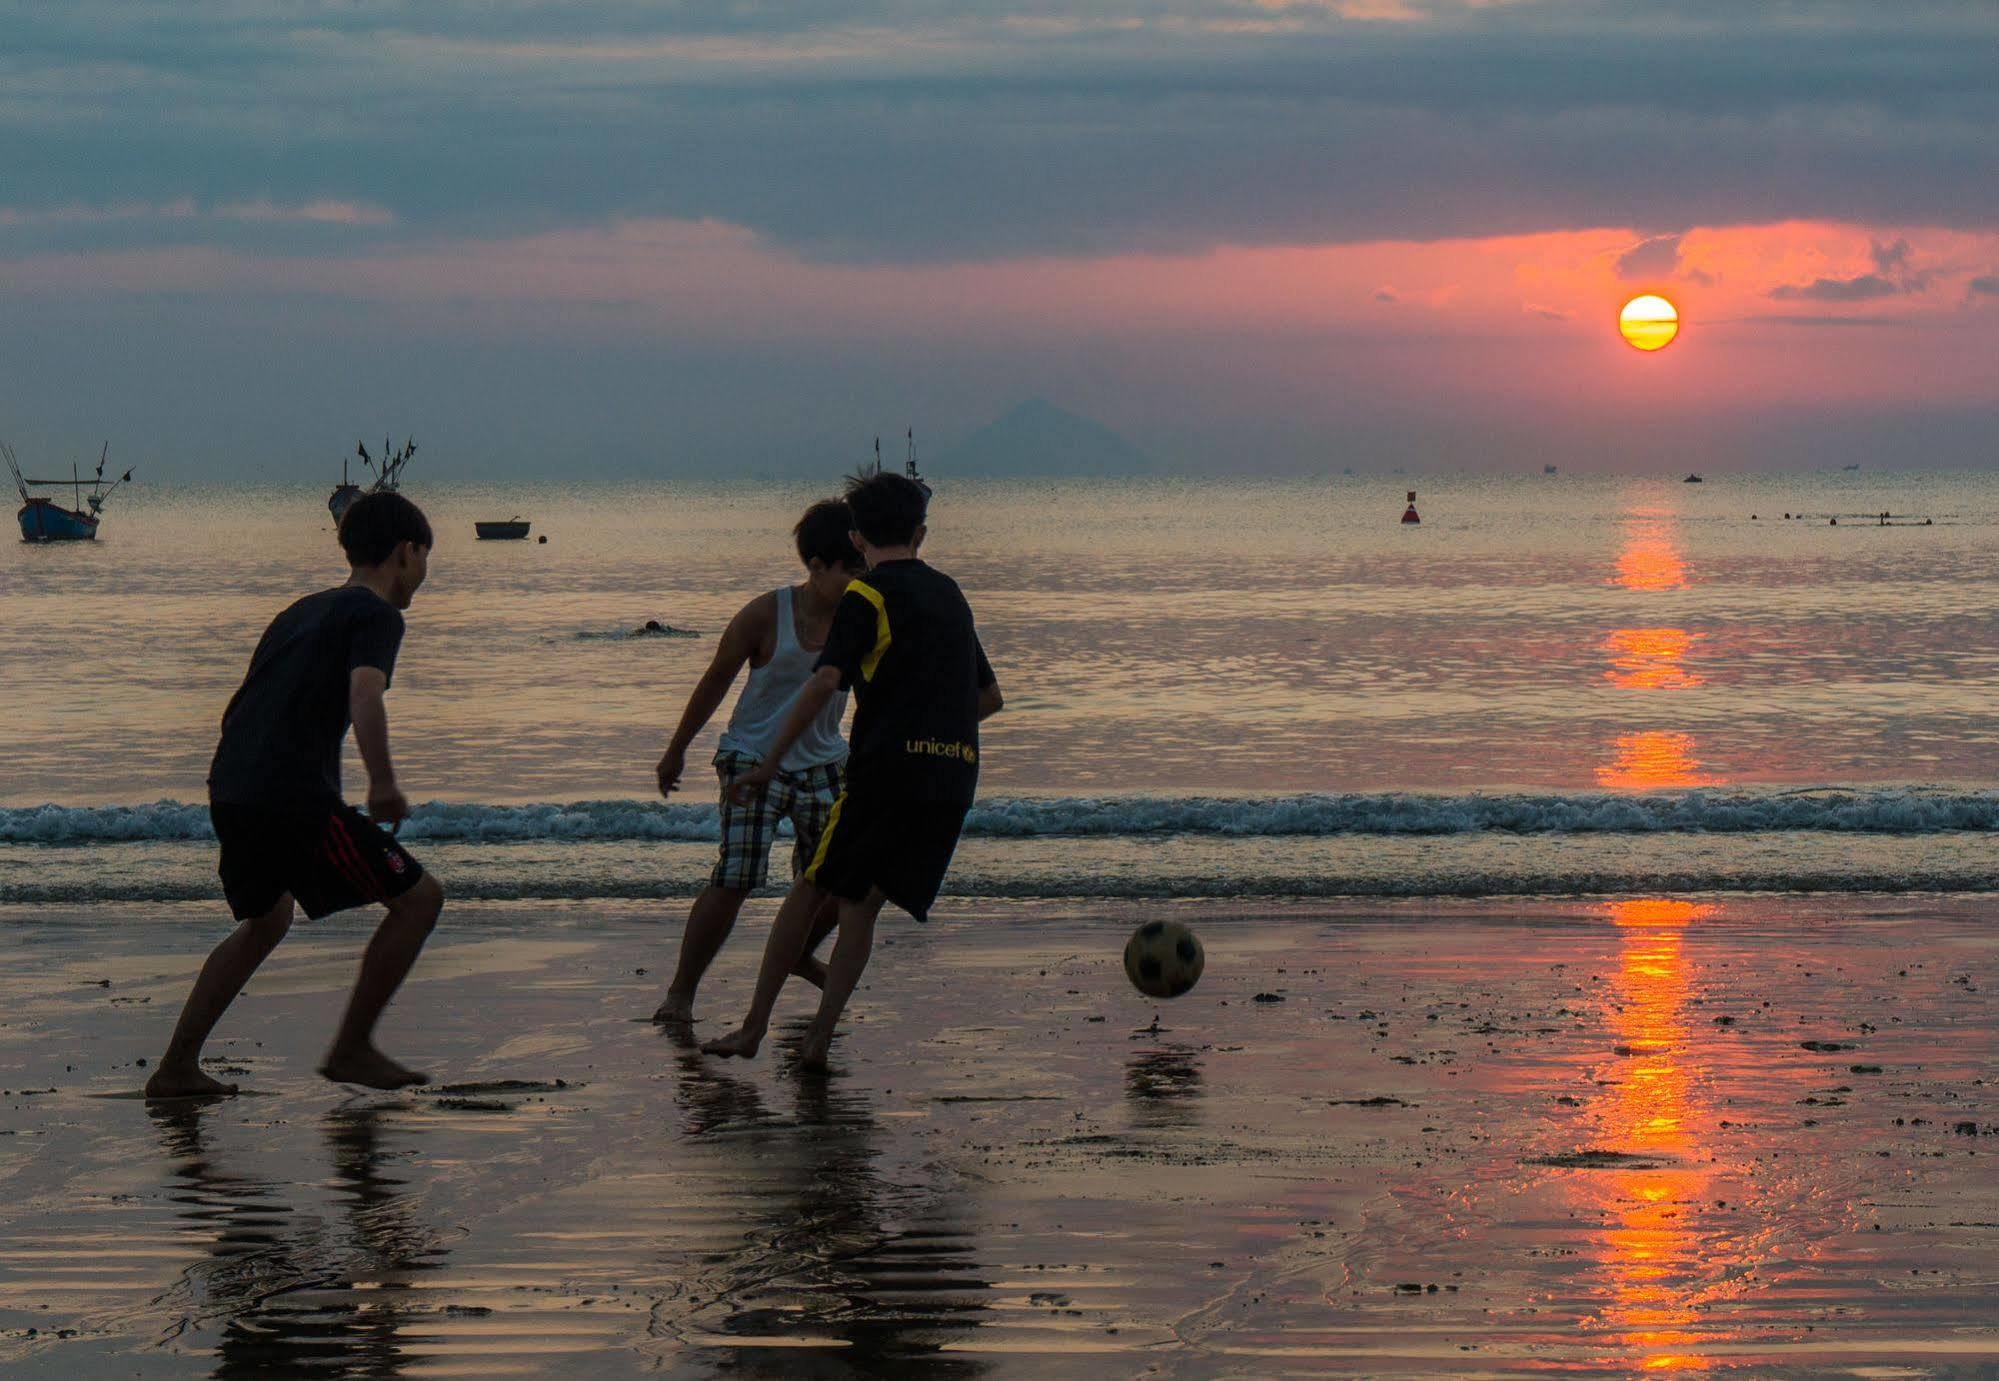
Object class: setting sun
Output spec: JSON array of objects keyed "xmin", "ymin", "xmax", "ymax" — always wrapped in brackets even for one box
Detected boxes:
[{"xmin": 1619, "ymin": 294, "xmax": 1680, "ymax": 352}]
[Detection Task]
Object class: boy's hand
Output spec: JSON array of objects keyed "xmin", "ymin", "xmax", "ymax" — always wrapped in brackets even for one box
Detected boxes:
[
  {"xmin": 367, "ymin": 779, "xmax": 411, "ymax": 827},
  {"xmin": 729, "ymin": 759, "xmax": 778, "ymax": 805},
  {"xmin": 656, "ymin": 745, "xmax": 687, "ymax": 798}
]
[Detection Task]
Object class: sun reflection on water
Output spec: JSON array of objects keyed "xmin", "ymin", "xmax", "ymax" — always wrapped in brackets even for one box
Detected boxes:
[
  {"xmin": 1597, "ymin": 731, "xmax": 1725, "ymax": 789},
  {"xmin": 1612, "ymin": 516, "xmax": 1689, "ymax": 593},
  {"xmin": 1600, "ymin": 502, "xmax": 1725, "ymax": 790},
  {"xmin": 1603, "ymin": 627, "xmax": 1706, "ymax": 691}
]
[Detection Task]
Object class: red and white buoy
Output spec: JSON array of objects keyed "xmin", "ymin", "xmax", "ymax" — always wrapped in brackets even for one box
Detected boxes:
[{"xmin": 1401, "ymin": 490, "xmax": 1420, "ymax": 524}]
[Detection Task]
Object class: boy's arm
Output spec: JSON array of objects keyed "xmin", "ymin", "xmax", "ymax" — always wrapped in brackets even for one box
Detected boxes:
[
  {"xmin": 656, "ymin": 596, "xmax": 766, "ymax": 796},
  {"xmin": 729, "ymin": 666, "xmax": 842, "ymax": 799},
  {"xmin": 349, "ymin": 666, "xmax": 407, "ymax": 825}
]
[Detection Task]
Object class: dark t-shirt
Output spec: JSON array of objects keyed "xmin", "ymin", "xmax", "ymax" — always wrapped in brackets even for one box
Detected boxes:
[
  {"xmin": 816, "ymin": 559, "xmax": 995, "ymax": 804},
  {"xmin": 207, "ymin": 586, "xmax": 405, "ymax": 805}
]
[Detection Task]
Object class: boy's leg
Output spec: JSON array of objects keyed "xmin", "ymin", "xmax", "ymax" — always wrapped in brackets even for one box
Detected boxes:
[
  {"xmin": 701, "ymin": 877, "xmax": 830, "ymax": 1059},
  {"xmin": 663, "ymin": 755, "xmax": 798, "ymax": 1022},
  {"xmin": 796, "ymin": 889, "xmax": 887, "ymax": 1071},
  {"xmin": 794, "ymin": 894, "xmax": 842, "ymax": 989},
  {"xmin": 320, "ymin": 872, "xmax": 443, "ymax": 1090},
  {"xmin": 653, "ymin": 884, "xmax": 754, "ymax": 1022},
  {"xmin": 145, "ymin": 894, "xmax": 296, "ymax": 1099},
  {"xmin": 786, "ymin": 773, "xmax": 846, "ymax": 991}
]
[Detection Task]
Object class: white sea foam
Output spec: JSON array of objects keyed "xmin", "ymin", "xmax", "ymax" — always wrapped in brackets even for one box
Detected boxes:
[{"xmin": 7, "ymin": 788, "xmax": 1999, "ymax": 845}]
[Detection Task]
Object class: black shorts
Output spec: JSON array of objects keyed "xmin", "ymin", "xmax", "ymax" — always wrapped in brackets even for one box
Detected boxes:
[
  {"xmin": 210, "ymin": 801, "xmax": 426, "ymax": 921},
  {"xmin": 801, "ymin": 790, "xmax": 969, "ymax": 922}
]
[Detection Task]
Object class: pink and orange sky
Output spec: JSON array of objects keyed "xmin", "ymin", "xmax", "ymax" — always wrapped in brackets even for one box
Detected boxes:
[{"xmin": 2, "ymin": 3, "xmax": 1995, "ymax": 477}]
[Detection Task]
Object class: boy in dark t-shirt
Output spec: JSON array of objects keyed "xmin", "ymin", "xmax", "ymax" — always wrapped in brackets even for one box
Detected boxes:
[
  {"xmin": 704, "ymin": 471, "xmax": 1002, "ymax": 1070},
  {"xmin": 144, "ymin": 493, "xmax": 444, "ymax": 1099}
]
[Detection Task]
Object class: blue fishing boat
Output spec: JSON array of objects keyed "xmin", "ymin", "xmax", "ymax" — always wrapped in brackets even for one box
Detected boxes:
[
  {"xmin": 330, "ymin": 435, "xmax": 415, "ymax": 523},
  {"xmin": 7, "ymin": 441, "xmax": 134, "ymax": 543}
]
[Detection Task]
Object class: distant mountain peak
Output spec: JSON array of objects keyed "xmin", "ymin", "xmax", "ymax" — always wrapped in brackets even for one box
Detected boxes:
[{"xmin": 936, "ymin": 399, "xmax": 1153, "ymax": 476}]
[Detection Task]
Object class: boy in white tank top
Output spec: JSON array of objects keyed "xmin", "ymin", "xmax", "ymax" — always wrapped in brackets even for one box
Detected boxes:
[{"xmin": 650, "ymin": 500, "xmax": 861, "ymax": 1024}]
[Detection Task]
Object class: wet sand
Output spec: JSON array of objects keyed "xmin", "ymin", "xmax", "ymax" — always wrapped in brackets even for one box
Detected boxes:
[{"xmin": 0, "ymin": 895, "xmax": 1995, "ymax": 1376}]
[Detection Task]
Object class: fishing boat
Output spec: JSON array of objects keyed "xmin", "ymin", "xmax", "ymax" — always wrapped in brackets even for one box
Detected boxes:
[
  {"xmin": 875, "ymin": 428, "xmax": 933, "ymax": 498},
  {"xmin": 475, "ymin": 517, "xmax": 532, "ymax": 540},
  {"xmin": 1683, "ymin": 473, "xmax": 1704, "ymax": 483},
  {"xmin": 330, "ymin": 435, "xmax": 416, "ymax": 523},
  {"xmin": 7, "ymin": 441, "xmax": 134, "ymax": 542}
]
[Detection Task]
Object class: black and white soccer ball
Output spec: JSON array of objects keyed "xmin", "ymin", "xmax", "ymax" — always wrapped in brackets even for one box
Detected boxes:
[{"xmin": 1123, "ymin": 920, "xmax": 1204, "ymax": 999}]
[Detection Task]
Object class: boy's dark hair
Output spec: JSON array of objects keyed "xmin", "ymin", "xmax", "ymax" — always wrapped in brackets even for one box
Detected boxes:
[
  {"xmin": 843, "ymin": 471, "xmax": 928, "ymax": 549},
  {"xmin": 795, "ymin": 498, "xmax": 863, "ymax": 570},
  {"xmin": 339, "ymin": 492, "xmax": 433, "ymax": 566}
]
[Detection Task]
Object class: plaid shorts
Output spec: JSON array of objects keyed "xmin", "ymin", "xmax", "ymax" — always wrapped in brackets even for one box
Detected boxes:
[{"xmin": 711, "ymin": 749, "xmax": 846, "ymax": 891}]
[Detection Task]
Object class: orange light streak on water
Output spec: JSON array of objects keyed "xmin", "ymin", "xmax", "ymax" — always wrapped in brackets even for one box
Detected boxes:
[
  {"xmin": 1613, "ymin": 517, "xmax": 1688, "ymax": 593},
  {"xmin": 1589, "ymin": 898, "xmax": 1724, "ymax": 1372},
  {"xmin": 1599, "ymin": 502, "xmax": 1724, "ymax": 789},
  {"xmin": 1596, "ymin": 731, "xmax": 1725, "ymax": 789},
  {"xmin": 1604, "ymin": 627, "xmax": 1706, "ymax": 691}
]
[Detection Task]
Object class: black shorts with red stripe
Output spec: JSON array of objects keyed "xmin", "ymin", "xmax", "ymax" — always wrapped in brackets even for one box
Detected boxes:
[{"xmin": 210, "ymin": 800, "xmax": 426, "ymax": 921}]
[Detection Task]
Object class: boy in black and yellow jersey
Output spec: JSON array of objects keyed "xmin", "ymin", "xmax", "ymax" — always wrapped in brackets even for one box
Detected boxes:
[{"xmin": 704, "ymin": 470, "xmax": 1002, "ymax": 1070}]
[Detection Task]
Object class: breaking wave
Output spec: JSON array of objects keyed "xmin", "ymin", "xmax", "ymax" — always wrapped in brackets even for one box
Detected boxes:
[
  {"xmin": 4, "ymin": 867, "xmax": 1998, "ymax": 906},
  {"xmin": 7, "ymin": 787, "xmax": 1999, "ymax": 845}
]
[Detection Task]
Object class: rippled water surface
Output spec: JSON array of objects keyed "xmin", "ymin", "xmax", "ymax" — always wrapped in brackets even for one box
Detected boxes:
[
  {"xmin": 8, "ymin": 473, "xmax": 1999, "ymax": 898},
  {"xmin": 9, "ymin": 472, "xmax": 1999, "ymax": 803}
]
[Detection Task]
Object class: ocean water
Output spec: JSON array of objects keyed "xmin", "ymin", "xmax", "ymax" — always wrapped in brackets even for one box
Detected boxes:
[{"xmin": 7, "ymin": 471, "xmax": 1999, "ymax": 901}]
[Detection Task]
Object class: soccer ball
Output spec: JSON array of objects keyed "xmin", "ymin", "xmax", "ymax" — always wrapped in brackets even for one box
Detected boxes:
[{"xmin": 1123, "ymin": 920, "xmax": 1204, "ymax": 999}]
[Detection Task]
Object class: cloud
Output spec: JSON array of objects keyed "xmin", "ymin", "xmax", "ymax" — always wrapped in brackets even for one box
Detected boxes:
[
  {"xmin": 1970, "ymin": 274, "xmax": 1999, "ymax": 297},
  {"xmin": 1373, "ymin": 286, "xmax": 1400, "ymax": 302},
  {"xmin": 1, "ymin": 4, "xmax": 1996, "ymax": 263},
  {"xmin": 1769, "ymin": 237, "xmax": 1933, "ymax": 302},
  {"xmin": 1769, "ymin": 273, "xmax": 1901, "ymax": 303},
  {"xmin": 214, "ymin": 199, "xmax": 394, "ymax": 227},
  {"xmin": 0, "ymin": 199, "xmax": 393, "ymax": 230},
  {"xmin": 1738, "ymin": 313, "xmax": 1912, "ymax": 327},
  {"xmin": 1615, "ymin": 233, "xmax": 1683, "ymax": 282}
]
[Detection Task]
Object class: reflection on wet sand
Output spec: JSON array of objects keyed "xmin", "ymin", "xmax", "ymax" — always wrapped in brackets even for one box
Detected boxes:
[
  {"xmin": 148, "ymin": 1100, "xmax": 450, "ymax": 1376},
  {"xmin": 665, "ymin": 1039, "xmax": 993, "ymax": 1372},
  {"xmin": 1125, "ymin": 1047, "xmax": 1204, "ymax": 1131},
  {"xmin": 1588, "ymin": 899, "xmax": 1726, "ymax": 1373},
  {"xmin": 8, "ymin": 906, "xmax": 1997, "ymax": 1373}
]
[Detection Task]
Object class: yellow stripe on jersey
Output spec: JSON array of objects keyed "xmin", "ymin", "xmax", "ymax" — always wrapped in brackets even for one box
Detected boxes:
[
  {"xmin": 803, "ymin": 791, "xmax": 846, "ymax": 884},
  {"xmin": 847, "ymin": 579, "xmax": 892, "ymax": 682}
]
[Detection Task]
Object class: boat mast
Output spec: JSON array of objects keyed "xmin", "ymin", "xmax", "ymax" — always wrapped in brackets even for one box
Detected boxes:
[{"xmin": 2, "ymin": 442, "xmax": 29, "ymax": 506}]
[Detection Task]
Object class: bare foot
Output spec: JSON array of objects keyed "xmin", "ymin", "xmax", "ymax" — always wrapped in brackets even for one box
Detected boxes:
[
  {"xmin": 652, "ymin": 991, "xmax": 695, "ymax": 1024},
  {"xmin": 796, "ymin": 1027, "xmax": 834, "ymax": 1072},
  {"xmin": 700, "ymin": 1026, "xmax": 763, "ymax": 1059},
  {"xmin": 143, "ymin": 1065, "xmax": 237, "ymax": 1100},
  {"xmin": 791, "ymin": 955, "xmax": 828, "ymax": 990},
  {"xmin": 318, "ymin": 1044, "xmax": 429, "ymax": 1091}
]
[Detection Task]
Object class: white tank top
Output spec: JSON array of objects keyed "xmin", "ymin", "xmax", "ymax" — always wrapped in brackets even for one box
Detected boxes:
[{"xmin": 717, "ymin": 585, "xmax": 849, "ymax": 772}]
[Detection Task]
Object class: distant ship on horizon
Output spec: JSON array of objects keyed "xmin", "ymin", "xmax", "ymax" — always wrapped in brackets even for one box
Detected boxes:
[{"xmin": 331, "ymin": 436, "xmax": 415, "ymax": 523}]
